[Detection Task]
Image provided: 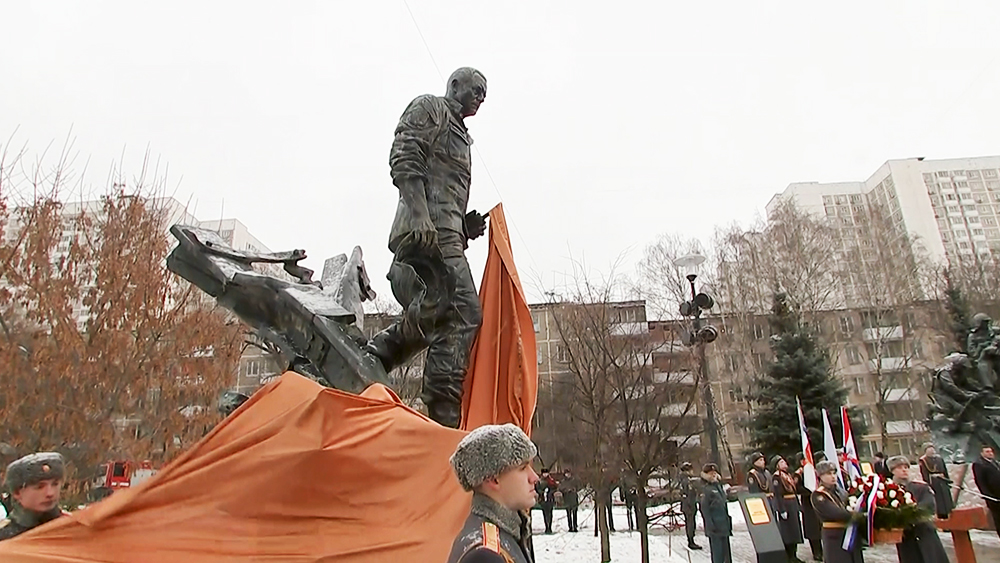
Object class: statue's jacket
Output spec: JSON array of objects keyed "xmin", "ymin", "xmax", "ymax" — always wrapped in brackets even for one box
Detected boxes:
[{"xmin": 388, "ymin": 94, "xmax": 472, "ymax": 253}]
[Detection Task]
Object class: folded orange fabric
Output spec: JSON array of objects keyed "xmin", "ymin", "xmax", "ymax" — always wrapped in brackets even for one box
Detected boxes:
[{"xmin": 0, "ymin": 374, "xmax": 471, "ymax": 562}]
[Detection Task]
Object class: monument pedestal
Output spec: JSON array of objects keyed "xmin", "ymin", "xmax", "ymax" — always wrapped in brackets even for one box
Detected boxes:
[{"xmin": 935, "ymin": 506, "xmax": 994, "ymax": 563}]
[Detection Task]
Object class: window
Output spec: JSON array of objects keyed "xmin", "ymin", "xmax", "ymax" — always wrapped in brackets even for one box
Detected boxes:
[
  {"xmin": 555, "ymin": 344, "xmax": 568, "ymax": 363},
  {"xmin": 846, "ymin": 346, "xmax": 863, "ymax": 365},
  {"xmin": 968, "ymin": 170, "xmax": 981, "ymax": 179},
  {"xmin": 984, "ymin": 169, "xmax": 998, "ymax": 178},
  {"xmin": 988, "ymin": 180, "xmax": 1000, "ymax": 190},
  {"xmin": 937, "ymin": 171, "xmax": 951, "ymax": 178},
  {"xmin": 849, "ymin": 194, "xmax": 862, "ymax": 203},
  {"xmin": 532, "ymin": 314, "xmax": 540, "ymax": 333},
  {"xmin": 973, "ymin": 229, "xmax": 985, "ymax": 236},
  {"xmin": 825, "ymin": 205, "xmax": 835, "ymax": 217},
  {"xmin": 726, "ymin": 355, "xmax": 741, "ymax": 372},
  {"xmin": 752, "ymin": 352, "xmax": 766, "ymax": 370},
  {"xmin": 960, "ymin": 192, "xmax": 973, "ymax": 201},
  {"xmin": 752, "ymin": 323, "xmax": 766, "ymax": 340},
  {"xmin": 823, "ymin": 195, "xmax": 834, "ymax": 204},
  {"xmin": 854, "ymin": 377, "xmax": 866, "ymax": 394},
  {"xmin": 840, "ymin": 315, "xmax": 855, "ymax": 335}
]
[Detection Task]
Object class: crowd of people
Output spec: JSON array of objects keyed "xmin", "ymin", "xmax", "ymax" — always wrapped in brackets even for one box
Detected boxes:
[{"xmin": 675, "ymin": 443, "xmax": 1000, "ymax": 563}]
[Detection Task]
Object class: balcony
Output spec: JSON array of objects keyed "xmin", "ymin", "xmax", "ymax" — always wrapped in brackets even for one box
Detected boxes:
[
  {"xmin": 869, "ymin": 357, "xmax": 908, "ymax": 371},
  {"xmin": 652, "ymin": 370, "xmax": 696, "ymax": 384},
  {"xmin": 611, "ymin": 322, "xmax": 649, "ymax": 336},
  {"xmin": 886, "ymin": 420, "xmax": 925, "ymax": 435},
  {"xmin": 884, "ymin": 388, "xmax": 918, "ymax": 402},
  {"xmin": 663, "ymin": 402, "xmax": 698, "ymax": 416},
  {"xmin": 862, "ymin": 326, "xmax": 903, "ymax": 342}
]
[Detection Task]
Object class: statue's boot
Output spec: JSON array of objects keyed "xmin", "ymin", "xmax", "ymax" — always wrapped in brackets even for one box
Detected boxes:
[{"xmin": 427, "ymin": 401, "xmax": 462, "ymax": 429}]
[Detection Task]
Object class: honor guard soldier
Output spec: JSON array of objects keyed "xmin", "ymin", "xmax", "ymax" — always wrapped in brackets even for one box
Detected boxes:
[
  {"xmin": 447, "ymin": 424, "xmax": 537, "ymax": 563},
  {"xmin": 0, "ymin": 452, "xmax": 69, "ymax": 541},
  {"xmin": 811, "ymin": 460, "xmax": 864, "ymax": 563},
  {"xmin": 747, "ymin": 452, "xmax": 773, "ymax": 498}
]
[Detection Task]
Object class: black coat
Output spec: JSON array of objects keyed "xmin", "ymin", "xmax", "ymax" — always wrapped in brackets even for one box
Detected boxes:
[
  {"xmin": 772, "ymin": 470, "xmax": 803, "ymax": 545},
  {"xmin": 795, "ymin": 468, "xmax": 821, "ymax": 542},
  {"xmin": 895, "ymin": 480, "xmax": 948, "ymax": 563},
  {"xmin": 680, "ymin": 474, "xmax": 700, "ymax": 515},
  {"xmin": 746, "ymin": 467, "xmax": 772, "ymax": 495},
  {"xmin": 811, "ymin": 485, "xmax": 865, "ymax": 563},
  {"xmin": 972, "ymin": 455, "xmax": 1000, "ymax": 502},
  {"xmin": 699, "ymin": 476, "xmax": 733, "ymax": 537},
  {"xmin": 918, "ymin": 455, "xmax": 954, "ymax": 518}
]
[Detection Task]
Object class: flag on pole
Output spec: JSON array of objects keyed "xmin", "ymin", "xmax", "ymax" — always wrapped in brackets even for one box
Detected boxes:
[
  {"xmin": 841, "ymin": 406, "xmax": 863, "ymax": 482},
  {"xmin": 796, "ymin": 397, "xmax": 816, "ymax": 491},
  {"xmin": 822, "ymin": 408, "xmax": 844, "ymax": 489}
]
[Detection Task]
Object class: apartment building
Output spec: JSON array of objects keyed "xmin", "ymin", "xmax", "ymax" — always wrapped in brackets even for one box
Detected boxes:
[
  {"xmin": 768, "ymin": 155, "xmax": 1000, "ymax": 267},
  {"xmin": 706, "ymin": 303, "xmax": 946, "ymax": 463},
  {"xmin": 528, "ymin": 300, "xmax": 707, "ymax": 469}
]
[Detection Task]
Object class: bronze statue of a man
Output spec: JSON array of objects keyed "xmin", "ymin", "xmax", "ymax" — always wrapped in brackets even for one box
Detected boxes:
[{"xmin": 365, "ymin": 67, "xmax": 488, "ymax": 428}]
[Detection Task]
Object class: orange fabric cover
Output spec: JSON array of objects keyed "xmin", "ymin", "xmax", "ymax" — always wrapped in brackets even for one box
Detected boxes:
[
  {"xmin": 0, "ymin": 374, "xmax": 471, "ymax": 562},
  {"xmin": 461, "ymin": 203, "xmax": 538, "ymax": 435},
  {"xmin": 0, "ymin": 204, "xmax": 539, "ymax": 561}
]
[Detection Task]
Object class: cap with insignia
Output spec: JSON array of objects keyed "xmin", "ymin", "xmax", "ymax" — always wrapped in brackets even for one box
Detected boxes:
[
  {"xmin": 4, "ymin": 452, "xmax": 65, "ymax": 492},
  {"xmin": 449, "ymin": 424, "xmax": 536, "ymax": 491}
]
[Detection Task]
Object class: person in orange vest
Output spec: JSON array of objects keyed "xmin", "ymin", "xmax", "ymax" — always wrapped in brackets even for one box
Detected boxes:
[{"xmin": 0, "ymin": 452, "xmax": 69, "ymax": 541}]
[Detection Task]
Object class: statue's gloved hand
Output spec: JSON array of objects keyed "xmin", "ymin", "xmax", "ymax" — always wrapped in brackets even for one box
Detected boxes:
[{"xmin": 465, "ymin": 210, "xmax": 487, "ymax": 240}]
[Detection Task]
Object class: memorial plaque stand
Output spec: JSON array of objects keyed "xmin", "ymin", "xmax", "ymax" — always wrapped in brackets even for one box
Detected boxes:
[
  {"xmin": 737, "ymin": 492, "xmax": 788, "ymax": 563},
  {"xmin": 935, "ymin": 505, "xmax": 994, "ymax": 563}
]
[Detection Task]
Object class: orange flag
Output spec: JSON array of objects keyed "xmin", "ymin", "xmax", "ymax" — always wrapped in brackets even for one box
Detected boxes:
[
  {"xmin": 0, "ymin": 373, "xmax": 471, "ymax": 562},
  {"xmin": 461, "ymin": 203, "xmax": 538, "ymax": 435}
]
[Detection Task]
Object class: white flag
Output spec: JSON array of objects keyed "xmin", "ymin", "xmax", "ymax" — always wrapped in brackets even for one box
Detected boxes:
[
  {"xmin": 822, "ymin": 408, "xmax": 844, "ymax": 489},
  {"xmin": 797, "ymin": 397, "xmax": 816, "ymax": 491}
]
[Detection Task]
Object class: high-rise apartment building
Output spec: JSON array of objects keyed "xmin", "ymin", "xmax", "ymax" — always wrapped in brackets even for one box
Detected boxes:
[{"xmin": 768, "ymin": 156, "xmax": 1000, "ymax": 266}]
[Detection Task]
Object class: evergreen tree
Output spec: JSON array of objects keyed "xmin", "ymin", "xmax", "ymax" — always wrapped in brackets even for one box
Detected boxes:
[
  {"xmin": 943, "ymin": 270, "xmax": 972, "ymax": 354},
  {"xmin": 748, "ymin": 293, "xmax": 866, "ymax": 461}
]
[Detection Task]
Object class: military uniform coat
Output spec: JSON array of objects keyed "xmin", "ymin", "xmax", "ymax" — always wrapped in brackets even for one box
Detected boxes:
[
  {"xmin": 772, "ymin": 469, "xmax": 803, "ymax": 546},
  {"xmin": 795, "ymin": 467, "xmax": 821, "ymax": 542},
  {"xmin": 746, "ymin": 467, "xmax": 772, "ymax": 496},
  {"xmin": 447, "ymin": 500, "xmax": 532, "ymax": 563},
  {"xmin": 811, "ymin": 485, "xmax": 864, "ymax": 563},
  {"xmin": 700, "ymin": 475, "xmax": 733, "ymax": 563},
  {"xmin": 918, "ymin": 454, "xmax": 954, "ymax": 518},
  {"xmin": 895, "ymin": 480, "xmax": 948, "ymax": 563},
  {"xmin": 680, "ymin": 474, "xmax": 700, "ymax": 515},
  {"xmin": 0, "ymin": 507, "xmax": 68, "ymax": 542}
]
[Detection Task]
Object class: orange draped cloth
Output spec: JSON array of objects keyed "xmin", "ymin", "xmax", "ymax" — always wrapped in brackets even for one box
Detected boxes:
[
  {"xmin": 0, "ymin": 204, "xmax": 538, "ymax": 562},
  {"xmin": 461, "ymin": 203, "xmax": 538, "ymax": 435},
  {"xmin": 0, "ymin": 375, "xmax": 471, "ymax": 562}
]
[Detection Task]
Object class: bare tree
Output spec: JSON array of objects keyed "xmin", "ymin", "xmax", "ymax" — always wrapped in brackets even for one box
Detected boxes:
[{"xmin": 0, "ymin": 147, "xmax": 242, "ymax": 501}]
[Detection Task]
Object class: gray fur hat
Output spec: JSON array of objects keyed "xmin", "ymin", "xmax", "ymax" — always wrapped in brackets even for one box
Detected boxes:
[
  {"xmin": 815, "ymin": 460, "xmax": 839, "ymax": 475},
  {"xmin": 887, "ymin": 455, "xmax": 909, "ymax": 470},
  {"xmin": 4, "ymin": 452, "xmax": 65, "ymax": 492},
  {"xmin": 450, "ymin": 424, "xmax": 537, "ymax": 491}
]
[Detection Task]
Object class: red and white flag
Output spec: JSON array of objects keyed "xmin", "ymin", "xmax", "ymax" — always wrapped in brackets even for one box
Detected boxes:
[
  {"xmin": 797, "ymin": 397, "xmax": 816, "ymax": 491},
  {"xmin": 841, "ymin": 406, "xmax": 863, "ymax": 482}
]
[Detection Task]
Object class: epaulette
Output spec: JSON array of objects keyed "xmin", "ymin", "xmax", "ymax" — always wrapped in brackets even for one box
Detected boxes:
[
  {"xmin": 478, "ymin": 522, "xmax": 514, "ymax": 563},
  {"xmin": 0, "ymin": 519, "xmax": 10, "ymax": 529}
]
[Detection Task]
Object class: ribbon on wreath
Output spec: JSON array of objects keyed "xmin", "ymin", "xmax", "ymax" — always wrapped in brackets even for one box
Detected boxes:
[{"xmin": 843, "ymin": 475, "xmax": 881, "ymax": 551}]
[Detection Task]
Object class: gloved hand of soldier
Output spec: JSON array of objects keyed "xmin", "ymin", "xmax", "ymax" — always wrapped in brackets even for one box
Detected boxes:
[{"xmin": 780, "ymin": 511, "xmax": 788, "ymax": 520}]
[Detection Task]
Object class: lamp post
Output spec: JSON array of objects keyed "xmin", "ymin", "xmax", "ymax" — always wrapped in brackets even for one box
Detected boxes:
[{"xmin": 673, "ymin": 254, "xmax": 723, "ymax": 472}]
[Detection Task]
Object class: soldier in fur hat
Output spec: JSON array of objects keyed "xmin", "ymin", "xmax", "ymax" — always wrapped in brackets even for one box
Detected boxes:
[
  {"xmin": 447, "ymin": 424, "xmax": 537, "ymax": 563},
  {"xmin": 0, "ymin": 452, "xmax": 69, "ymax": 541},
  {"xmin": 811, "ymin": 460, "xmax": 864, "ymax": 563},
  {"xmin": 887, "ymin": 455, "xmax": 948, "ymax": 563}
]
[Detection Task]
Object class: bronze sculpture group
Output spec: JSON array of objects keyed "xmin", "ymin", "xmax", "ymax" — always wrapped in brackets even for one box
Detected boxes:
[
  {"xmin": 167, "ymin": 68, "xmax": 489, "ymax": 428},
  {"xmin": 928, "ymin": 313, "xmax": 1000, "ymax": 460}
]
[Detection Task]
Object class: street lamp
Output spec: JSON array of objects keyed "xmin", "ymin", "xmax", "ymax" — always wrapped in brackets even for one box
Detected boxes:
[{"xmin": 673, "ymin": 253, "xmax": 723, "ymax": 473}]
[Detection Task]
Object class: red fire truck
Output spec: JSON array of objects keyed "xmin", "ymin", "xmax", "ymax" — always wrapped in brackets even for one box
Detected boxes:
[{"xmin": 88, "ymin": 460, "xmax": 157, "ymax": 502}]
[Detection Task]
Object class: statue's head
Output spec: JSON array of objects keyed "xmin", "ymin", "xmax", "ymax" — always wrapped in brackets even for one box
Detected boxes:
[
  {"xmin": 446, "ymin": 67, "xmax": 487, "ymax": 118},
  {"xmin": 944, "ymin": 352, "xmax": 971, "ymax": 369},
  {"xmin": 972, "ymin": 313, "xmax": 992, "ymax": 330}
]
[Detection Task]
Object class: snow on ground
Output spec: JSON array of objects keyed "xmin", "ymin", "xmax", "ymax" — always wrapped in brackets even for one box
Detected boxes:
[{"xmin": 532, "ymin": 501, "xmax": 1000, "ymax": 562}]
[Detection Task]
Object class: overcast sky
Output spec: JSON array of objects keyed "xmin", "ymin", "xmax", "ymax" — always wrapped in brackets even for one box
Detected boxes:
[{"xmin": 3, "ymin": 1, "xmax": 999, "ymax": 303}]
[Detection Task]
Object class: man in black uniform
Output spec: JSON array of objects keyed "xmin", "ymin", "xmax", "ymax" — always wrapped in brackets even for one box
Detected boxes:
[
  {"xmin": 679, "ymin": 462, "xmax": 703, "ymax": 550},
  {"xmin": 771, "ymin": 455, "xmax": 804, "ymax": 563},
  {"xmin": 0, "ymin": 452, "xmax": 69, "ymax": 541},
  {"xmin": 972, "ymin": 445, "xmax": 1000, "ymax": 542},
  {"xmin": 559, "ymin": 469, "xmax": 579, "ymax": 533},
  {"xmin": 917, "ymin": 443, "xmax": 954, "ymax": 519},
  {"xmin": 746, "ymin": 452, "xmax": 773, "ymax": 501},
  {"xmin": 366, "ymin": 67, "xmax": 489, "ymax": 428},
  {"xmin": 447, "ymin": 424, "xmax": 537, "ymax": 563},
  {"xmin": 811, "ymin": 460, "xmax": 864, "ymax": 563},
  {"xmin": 887, "ymin": 455, "xmax": 947, "ymax": 563}
]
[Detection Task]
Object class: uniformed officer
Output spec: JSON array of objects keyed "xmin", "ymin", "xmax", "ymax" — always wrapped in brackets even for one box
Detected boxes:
[
  {"xmin": 887, "ymin": 455, "xmax": 947, "ymax": 563},
  {"xmin": 678, "ymin": 462, "xmax": 703, "ymax": 550},
  {"xmin": 0, "ymin": 452, "xmax": 69, "ymax": 541},
  {"xmin": 447, "ymin": 424, "xmax": 537, "ymax": 563},
  {"xmin": 811, "ymin": 460, "xmax": 864, "ymax": 563},
  {"xmin": 746, "ymin": 452, "xmax": 773, "ymax": 497}
]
